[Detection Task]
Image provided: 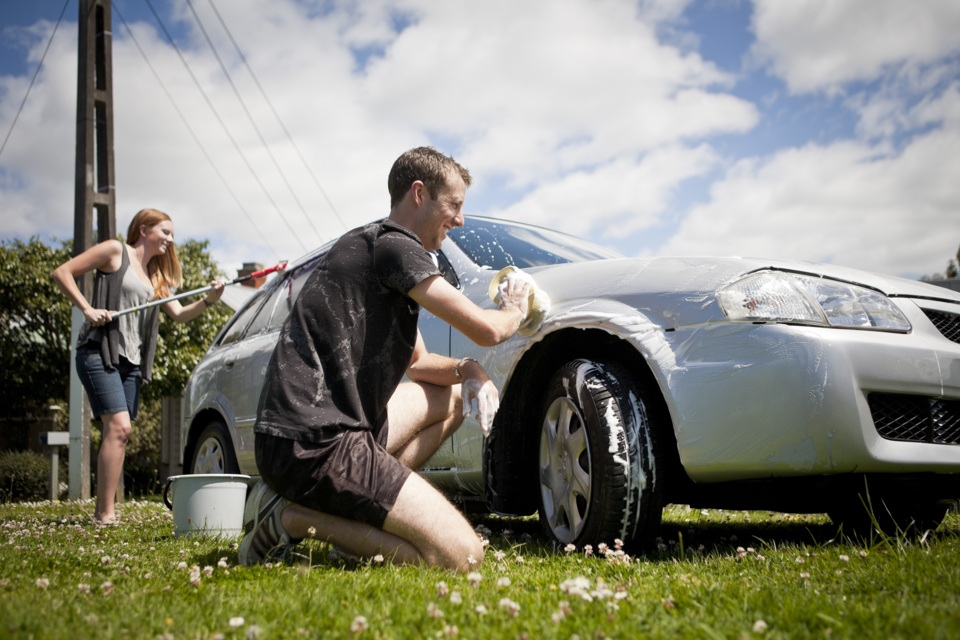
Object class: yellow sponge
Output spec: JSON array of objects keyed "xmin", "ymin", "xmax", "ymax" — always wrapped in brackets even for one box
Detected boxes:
[{"xmin": 488, "ymin": 266, "xmax": 551, "ymax": 337}]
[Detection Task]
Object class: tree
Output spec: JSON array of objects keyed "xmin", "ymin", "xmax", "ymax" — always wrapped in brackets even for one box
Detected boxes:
[
  {"xmin": 144, "ymin": 239, "xmax": 231, "ymax": 401},
  {"xmin": 0, "ymin": 238, "xmax": 73, "ymax": 418},
  {"xmin": 921, "ymin": 242, "xmax": 960, "ymax": 281},
  {"xmin": 0, "ymin": 237, "xmax": 231, "ymax": 414}
]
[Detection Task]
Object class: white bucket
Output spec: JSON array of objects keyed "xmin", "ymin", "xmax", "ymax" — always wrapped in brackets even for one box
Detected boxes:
[{"xmin": 163, "ymin": 474, "xmax": 251, "ymax": 538}]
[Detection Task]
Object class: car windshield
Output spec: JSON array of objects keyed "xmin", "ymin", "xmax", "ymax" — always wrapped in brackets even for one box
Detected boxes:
[{"xmin": 448, "ymin": 218, "xmax": 621, "ymax": 270}]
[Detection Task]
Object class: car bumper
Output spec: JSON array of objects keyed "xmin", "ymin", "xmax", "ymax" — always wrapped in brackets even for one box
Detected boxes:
[{"xmin": 656, "ymin": 299, "xmax": 960, "ymax": 482}]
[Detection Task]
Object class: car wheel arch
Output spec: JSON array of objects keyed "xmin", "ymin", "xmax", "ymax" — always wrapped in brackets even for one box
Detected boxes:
[
  {"xmin": 486, "ymin": 327, "xmax": 681, "ymax": 517},
  {"xmin": 183, "ymin": 409, "xmax": 236, "ymax": 474}
]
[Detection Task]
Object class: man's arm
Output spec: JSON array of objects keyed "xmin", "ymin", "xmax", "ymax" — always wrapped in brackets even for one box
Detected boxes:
[
  {"xmin": 406, "ymin": 329, "xmax": 499, "ymax": 435},
  {"xmin": 408, "ymin": 274, "xmax": 527, "ymax": 347}
]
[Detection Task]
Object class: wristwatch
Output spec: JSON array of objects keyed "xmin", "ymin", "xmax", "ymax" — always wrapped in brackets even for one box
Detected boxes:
[{"xmin": 455, "ymin": 357, "xmax": 479, "ymax": 381}]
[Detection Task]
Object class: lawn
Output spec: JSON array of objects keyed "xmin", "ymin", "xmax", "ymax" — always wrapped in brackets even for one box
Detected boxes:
[{"xmin": 2, "ymin": 498, "xmax": 959, "ymax": 639}]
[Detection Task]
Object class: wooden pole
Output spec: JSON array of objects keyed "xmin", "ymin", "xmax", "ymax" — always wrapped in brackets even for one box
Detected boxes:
[{"xmin": 70, "ymin": 0, "xmax": 117, "ymax": 502}]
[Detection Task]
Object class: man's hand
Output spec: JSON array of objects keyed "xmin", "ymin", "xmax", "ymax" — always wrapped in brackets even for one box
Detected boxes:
[
  {"xmin": 497, "ymin": 271, "xmax": 531, "ymax": 319},
  {"xmin": 461, "ymin": 375, "xmax": 500, "ymax": 437}
]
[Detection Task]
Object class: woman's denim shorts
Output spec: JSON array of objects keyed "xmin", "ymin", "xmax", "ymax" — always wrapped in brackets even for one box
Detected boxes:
[{"xmin": 75, "ymin": 344, "xmax": 142, "ymax": 420}]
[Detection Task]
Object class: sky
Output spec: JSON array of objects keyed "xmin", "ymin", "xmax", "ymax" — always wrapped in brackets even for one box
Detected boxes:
[{"xmin": 1, "ymin": 0, "xmax": 959, "ymax": 281}]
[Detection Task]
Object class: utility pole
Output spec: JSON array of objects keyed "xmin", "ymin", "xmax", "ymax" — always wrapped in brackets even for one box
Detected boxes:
[{"xmin": 70, "ymin": 0, "xmax": 116, "ymax": 501}]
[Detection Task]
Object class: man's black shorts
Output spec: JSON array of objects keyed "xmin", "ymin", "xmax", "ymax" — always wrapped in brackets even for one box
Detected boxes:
[{"xmin": 255, "ymin": 425, "xmax": 412, "ymax": 530}]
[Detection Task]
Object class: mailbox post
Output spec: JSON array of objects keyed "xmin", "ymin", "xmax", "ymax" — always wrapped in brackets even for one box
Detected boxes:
[{"xmin": 40, "ymin": 432, "xmax": 70, "ymax": 502}]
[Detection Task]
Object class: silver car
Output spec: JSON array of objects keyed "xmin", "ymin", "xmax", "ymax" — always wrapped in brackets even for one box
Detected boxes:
[{"xmin": 182, "ymin": 217, "xmax": 960, "ymax": 545}]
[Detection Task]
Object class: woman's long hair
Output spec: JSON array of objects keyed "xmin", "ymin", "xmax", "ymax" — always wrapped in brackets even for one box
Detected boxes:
[{"xmin": 126, "ymin": 209, "xmax": 183, "ymax": 299}]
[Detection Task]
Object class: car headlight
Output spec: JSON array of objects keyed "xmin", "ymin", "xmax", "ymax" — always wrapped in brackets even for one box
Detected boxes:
[{"xmin": 717, "ymin": 270, "xmax": 911, "ymax": 332}]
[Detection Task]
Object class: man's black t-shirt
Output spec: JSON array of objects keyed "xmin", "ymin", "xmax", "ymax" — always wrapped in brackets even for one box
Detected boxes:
[{"xmin": 254, "ymin": 219, "xmax": 441, "ymax": 443}]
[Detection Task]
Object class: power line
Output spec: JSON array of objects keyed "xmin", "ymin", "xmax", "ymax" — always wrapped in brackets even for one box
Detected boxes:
[
  {"xmin": 0, "ymin": 0, "xmax": 71, "ymax": 161},
  {"xmin": 184, "ymin": 0, "xmax": 326, "ymax": 245},
  {"xmin": 142, "ymin": 0, "xmax": 309, "ymax": 254},
  {"xmin": 206, "ymin": 0, "xmax": 349, "ymax": 233},
  {"xmin": 113, "ymin": 2, "xmax": 286, "ymax": 260}
]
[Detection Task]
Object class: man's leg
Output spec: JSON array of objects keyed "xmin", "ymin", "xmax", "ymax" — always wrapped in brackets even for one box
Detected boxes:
[
  {"xmin": 385, "ymin": 380, "xmax": 464, "ymax": 469},
  {"xmin": 278, "ymin": 379, "xmax": 482, "ymax": 572},
  {"xmin": 280, "ymin": 472, "xmax": 483, "ymax": 573}
]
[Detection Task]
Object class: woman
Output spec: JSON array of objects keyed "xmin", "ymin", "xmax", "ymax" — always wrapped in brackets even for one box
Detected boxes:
[{"xmin": 53, "ymin": 209, "xmax": 226, "ymax": 524}]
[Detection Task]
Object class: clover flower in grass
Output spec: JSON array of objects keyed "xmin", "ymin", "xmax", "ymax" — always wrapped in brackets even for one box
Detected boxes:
[
  {"xmin": 229, "ymin": 617, "xmax": 245, "ymax": 627},
  {"xmin": 493, "ymin": 550, "xmax": 506, "ymax": 562},
  {"xmin": 101, "ymin": 581, "xmax": 114, "ymax": 596},
  {"xmin": 177, "ymin": 561, "xmax": 188, "ymax": 570},
  {"xmin": 497, "ymin": 576, "xmax": 511, "ymax": 589},
  {"xmin": 437, "ymin": 581, "xmax": 449, "ymax": 597},
  {"xmin": 78, "ymin": 583, "xmax": 91, "ymax": 594},
  {"xmin": 552, "ymin": 601, "xmax": 572, "ymax": 623},
  {"xmin": 839, "ymin": 554, "xmax": 850, "ymax": 562},
  {"xmin": 583, "ymin": 544, "xmax": 593, "ymax": 557},
  {"xmin": 350, "ymin": 615, "xmax": 368, "ymax": 633},
  {"xmin": 437, "ymin": 624, "xmax": 458, "ymax": 637},
  {"xmin": 498, "ymin": 598, "xmax": 520, "ymax": 617},
  {"xmin": 427, "ymin": 602, "xmax": 444, "ymax": 619},
  {"xmin": 475, "ymin": 604, "xmax": 488, "ymax": 616},
  {"xmin": 467, "ymin": 572, "xmax": 482, "ymax": 587},
  {"xmin": 203, "ymin": 566, "xmax": 214, "ymax": 577},
  {"xmin": 564, "ymin": 543, "xmax": 576, "ymax": 554},
  {"xmin": 36, "ymin": 578, "xmax": 49, "ymax": 589},
  {"xmin": 450, "ymin": 591, "xmax": 462, "ymax": 605},
  {"xmin": 246, "ymin": 625, "xmax": 262, "ymax": 640},
  {"xmin": 372, "ymin": 554, "xmax": 384, "ymax": 564},
  {"xmin": 753, "ymin": 620, "xmax": 769, "ymax": 634},
  {"xmin": 218, "ymin": 557, "xmax": 230, "ymax": 569}
]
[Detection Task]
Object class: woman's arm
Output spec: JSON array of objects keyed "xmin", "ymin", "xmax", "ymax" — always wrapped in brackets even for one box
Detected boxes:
[
  {"xmin": 161, "ymin": 280, "xmax": 226, "ymax": 323},
  {"xmin": 51, "ymin": 239, "xmax": 123, "ymax": 327}
]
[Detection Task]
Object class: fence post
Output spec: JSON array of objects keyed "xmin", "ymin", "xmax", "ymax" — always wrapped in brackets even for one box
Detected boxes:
[{"xmin": 161, "ymin": 396, "xmax": 184, "ymax": 481}]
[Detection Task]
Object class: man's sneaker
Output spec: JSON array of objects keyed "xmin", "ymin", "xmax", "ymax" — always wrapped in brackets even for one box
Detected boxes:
[{"xmin": 238, "ymin": 479, "xmax": 299, "ymax": 565}]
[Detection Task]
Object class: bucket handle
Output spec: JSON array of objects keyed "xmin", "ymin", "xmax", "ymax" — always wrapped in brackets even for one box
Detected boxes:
[{"xmin": 163, "ymin": 478, "xmax": 173, "ymax": 510}]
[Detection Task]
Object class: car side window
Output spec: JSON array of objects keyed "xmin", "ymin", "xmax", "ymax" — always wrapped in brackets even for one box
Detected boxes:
[
  {"xmin": 217, "ymin": 290, "xmax": 269, "ymax": 347},
  {"xmin": 266, "ymin": 256, "xmax": 324, "ymax": 332},
  {"xmin": 242, "ymin": 280, "xmax": 284, "ymax": 338}
]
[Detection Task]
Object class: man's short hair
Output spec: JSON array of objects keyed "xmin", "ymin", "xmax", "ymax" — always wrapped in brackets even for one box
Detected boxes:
[{"xmin": 388, "ymin": 147, "xmax": 472, "ymax": 208}]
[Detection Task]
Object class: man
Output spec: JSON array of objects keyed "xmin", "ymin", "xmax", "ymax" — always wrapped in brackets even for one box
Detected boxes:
[{"xmin": 240, "ymin": 147, "xmax": 531, "ymax": 573}]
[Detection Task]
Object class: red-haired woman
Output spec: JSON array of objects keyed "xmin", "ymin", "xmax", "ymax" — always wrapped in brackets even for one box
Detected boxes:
[{"xmin": 53, "ymin": 209, "xmax": 225, "ymax": 524}]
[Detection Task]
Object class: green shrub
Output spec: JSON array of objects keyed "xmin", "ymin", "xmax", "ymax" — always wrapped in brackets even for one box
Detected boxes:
[{"xmin": 0, "ymin": 450, "xmax": 59, "ymax": 503}]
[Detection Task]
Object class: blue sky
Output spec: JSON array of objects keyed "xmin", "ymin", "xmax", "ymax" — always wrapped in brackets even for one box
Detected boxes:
[{"xmin": 1, "ymin": 0, "xmax": 958, "ymax": 280}]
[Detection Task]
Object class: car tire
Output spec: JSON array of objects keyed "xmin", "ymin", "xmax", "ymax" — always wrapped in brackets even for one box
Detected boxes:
[
  {"xmin": 189, "ymin": 420, "xmax": 240, "ymax": 475},
  {"xmin": 537, "ymin": 358, "xmax": 664, "ymax": 549},
  {"xmin": 827, "ymin": 480, "xmax": 948, "ymax": 539}
]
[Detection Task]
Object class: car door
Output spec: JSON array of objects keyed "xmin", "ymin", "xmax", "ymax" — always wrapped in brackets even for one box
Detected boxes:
[{"xmin": 216, "ymin": 257, "xmax": 324, "ymax": 471}]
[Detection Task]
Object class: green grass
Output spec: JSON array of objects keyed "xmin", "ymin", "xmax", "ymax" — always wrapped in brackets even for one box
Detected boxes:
[{"xmin": 2, "ymin": 499, "xmax": 959, "ymax": 639}]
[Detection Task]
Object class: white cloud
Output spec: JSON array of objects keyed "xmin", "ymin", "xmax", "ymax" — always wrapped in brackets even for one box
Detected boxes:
[
  {"xmin": 657, "ymin": 123, "xmax": 960, "ymax": 277},
  {"xmin": 487, "ymin": 144, "xmax": 719, "ymax": 240},
  {"xmin": 1, "ymin": 0, "xmax": 760, "ymax": 275},
  {"xmin": 751, "ymin": 0, "xmax": 960, "ymax": 94}
]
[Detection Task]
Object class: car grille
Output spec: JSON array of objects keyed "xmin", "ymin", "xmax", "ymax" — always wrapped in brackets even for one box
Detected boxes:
[
  {"xmin": 923, "ymin": 309, "xmax": 960, "ymax": 344},
  {"xmin": 869, "ymin": 393, "xmax": 960, "ymax": 445}
]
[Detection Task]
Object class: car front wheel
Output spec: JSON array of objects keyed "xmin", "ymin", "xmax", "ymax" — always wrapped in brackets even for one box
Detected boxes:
[
  {"xmin": 189, "ymin": 420, "xmax": 240, "ymax": 475},
  {"xmin": 537, "ymin": 358, "xmax": 664, "ymax": 549}
]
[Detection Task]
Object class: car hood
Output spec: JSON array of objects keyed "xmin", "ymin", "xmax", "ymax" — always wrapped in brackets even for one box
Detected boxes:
[{"xmin": 519, "ymin": 256, "xmax": 960, "ymax": 331}]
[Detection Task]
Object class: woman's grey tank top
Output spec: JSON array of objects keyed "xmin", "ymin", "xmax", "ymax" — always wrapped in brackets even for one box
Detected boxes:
[{"xmin": 117, "ymin": 264, "xmax": 154, "ymax": 365}]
